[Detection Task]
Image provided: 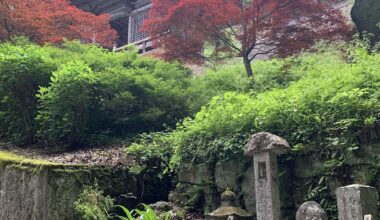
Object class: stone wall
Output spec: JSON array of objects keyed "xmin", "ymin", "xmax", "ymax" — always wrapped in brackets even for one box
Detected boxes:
[
  {"xmin": 0, "ymin": 156, "xmax": 169, "ymax": 220},
  {"xmin": 176, "ymin": 142, "xmax": 380, "ymax": 219}
]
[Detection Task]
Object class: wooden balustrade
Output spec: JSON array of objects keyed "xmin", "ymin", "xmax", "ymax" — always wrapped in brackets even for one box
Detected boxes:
[{"xmin": 113, "ymin": 37, "xmax": 152, "ymax": 53}]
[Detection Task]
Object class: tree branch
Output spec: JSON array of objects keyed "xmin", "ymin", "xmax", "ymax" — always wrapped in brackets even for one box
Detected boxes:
[
  {"xmin": 211, "ymin": 28, "xmax": 241, "ymax": 53},
  {"xmin": 249, "ymin": 45, "xmax": 278, "ymax": 61},
  {"xmin": 256, "ymin": 0, "xmax": 298, "ymax": 24}
]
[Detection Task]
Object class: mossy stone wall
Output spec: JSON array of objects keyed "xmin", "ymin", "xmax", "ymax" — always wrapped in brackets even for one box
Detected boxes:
[
  {"xmin": 176, "ymin": 143, "xmax": 380, "ymax": 219},
  {"xmin": 0, "ymin": 158, "xmax": 137, "ymax": 220}
]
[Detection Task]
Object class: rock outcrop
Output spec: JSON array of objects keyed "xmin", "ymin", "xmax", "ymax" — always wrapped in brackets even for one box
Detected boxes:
[
  {"xmin": 351, "ymin": 0, "xmax": 380, "ymax": 43},
  {"xmin": 296, "ymin": 201, "xmax": 328, "ymax": 220}
]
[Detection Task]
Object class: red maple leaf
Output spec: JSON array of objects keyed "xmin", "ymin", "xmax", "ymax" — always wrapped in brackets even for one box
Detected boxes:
[
  {"xmin": 0, "ymin": 0, "xmax": 117, "ymax": 47},
  {"xmin": 143, "ymin": 0, "xmax": 353, "ymax": 77}
]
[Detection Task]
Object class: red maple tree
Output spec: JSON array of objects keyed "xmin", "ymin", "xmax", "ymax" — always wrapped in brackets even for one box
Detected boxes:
[
  {"xmin": 0, "ymin": 0, "xmax": 117, "ymax": 47},
  {"xmin": 143, "ymin": 0, "xmax": 352, "ymax": 77}
]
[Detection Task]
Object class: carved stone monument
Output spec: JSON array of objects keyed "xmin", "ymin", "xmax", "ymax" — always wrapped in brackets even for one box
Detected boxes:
[
  {"xmin": 296, "ymin": 201, "xmax": 328, "ymax": 220},
  {"xmin": 336, "ymin": 184, "xmax": 379, "ymax": 220},
  {"xmin": 244, "ymin": 132, "xmax": 290, "ymax": 220}
]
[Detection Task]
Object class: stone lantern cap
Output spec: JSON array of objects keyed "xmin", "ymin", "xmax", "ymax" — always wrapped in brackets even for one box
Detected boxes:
[{"xmin": 244, "ymin": 132, "xmax": 290, "ymax": 156}]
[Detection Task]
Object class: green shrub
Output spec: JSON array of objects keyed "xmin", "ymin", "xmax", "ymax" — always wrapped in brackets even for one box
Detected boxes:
[
  {"xmin": 185, "ymin": 58, "xmax": 299, "ymax": 112},
  {"xmin": 0, "ymin": 40, "xmax": 198, "ymax": 146},
  {"xmin": 36, "ymin": 61, "xmax": 98, "ymax": 147},
  {"xmin": 44, "ymin": 40, "xmax": 138, "ymax": 72},
  {"xmin": 74, "ymin": 185, "xmax": 113, "ymax": 220},
  {"xmin": 126, "ymin": 132, "xmax": 174, "ymax": 176},
  {"xmin": 96, "ymin": 59, "xmax": 192, "ymax": 135},
  {"xmin": 0, "ymin": 42, "xmax": 55, "ymax": 144},
  {"xmin": 115, "ymin": 204, "xmax": 171, "ymax": 220},
  {"xmin": 171, "ymin": 45, "xmax": 380, "ymax": 169}
]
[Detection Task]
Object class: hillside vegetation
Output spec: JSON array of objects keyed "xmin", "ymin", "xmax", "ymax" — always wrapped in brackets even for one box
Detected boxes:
[
  {"xmin": 172, "ymin": 43, "xmax": 380, "ymax": 168},
  {"xmin": 129, "ymin": 41, "xmax": 379, "ymax": 169},
  {"xmin": 126, "ymin": 41, "xmax": 380, "ymax": 217},
  {"xmin": 0, "ymin": 38, "xmax": 294, "ymax": 147},
  {"xmin": 1, "ymin": 37, "xmax": 380, "ymax": 218}
]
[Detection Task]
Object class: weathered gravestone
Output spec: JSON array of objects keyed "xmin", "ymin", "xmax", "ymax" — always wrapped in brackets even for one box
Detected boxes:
[
  {"xmin": 364, "ymin": 214, "xmax": 373, "ymax": 220},
  {"xmin": 296, "ymin": 201, "xmax": 328, "ymax": 220},
  {"xmin": 244, "ymin": 132, "xmax": 290, "ymax": 220},
  {"xmin": 336, "ymin": 184, "xmax": 379, "ymax": 220}
]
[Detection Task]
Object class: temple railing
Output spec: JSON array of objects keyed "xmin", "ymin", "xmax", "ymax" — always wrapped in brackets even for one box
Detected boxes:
[{"xmin": 112, "ymin": 37, "xmax": 152, "ymax": 53}]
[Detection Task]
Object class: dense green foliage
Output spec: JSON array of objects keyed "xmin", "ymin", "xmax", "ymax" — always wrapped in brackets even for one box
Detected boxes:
[
  {"xmin": 1, "ymin": 37, "xmax": 380, "ymax": 218},
  {"xmin": 0, "ymin": 43, "xmax": 54, "ymax": 144},
  {"xmin": 127, "ymin": 132, "xmax": 173, "ymax": 176},
  {"xmin": 0, "ymin": 39, "xmax": 293, "ymax": 147},
  {"xmin": 115, "ymin": 204, "xmax": 171, "ymax": 220},
  {"xmin": 124, "ymin": 43, "xmax": 380, "ymax": 217},
  {"xmin": 169, "ymin": 44, "xmax": 380, "ymax": 169},
  {"xmin": 186, "ymin": 58, "xmax": 295, "ymax": 112},
  {"xmin": 74, "ymin": 185, "xmax": 114, "ymax": 220},
  {"xmin": 36, "ymin": 61, "xmax": 98, "ymax": 147}
]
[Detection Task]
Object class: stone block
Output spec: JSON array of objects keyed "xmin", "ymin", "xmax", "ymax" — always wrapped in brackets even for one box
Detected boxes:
[
  {"xmin": 178, "ymin": 163, "xmax": 212, "ymax": 185},
  {"xmin": 336, "ymin": 184, "xmax": 379, "ymax": 220},
  {"xmin": 215, "ymin": 158, "xmax": 248, "ymax": 193},
  {"xmin": 241, "ymin": 164, "xmax": 256, "ymax": 213}
]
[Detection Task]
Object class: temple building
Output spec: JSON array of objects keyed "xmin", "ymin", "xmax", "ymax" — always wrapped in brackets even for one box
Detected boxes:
[
  {"xmin": 70, "ymin": 0, "xmax": 353, "ymax": 52},
  {"xmin": 71, "ymin": 0, "xmax": 152, "ymax": 49}
]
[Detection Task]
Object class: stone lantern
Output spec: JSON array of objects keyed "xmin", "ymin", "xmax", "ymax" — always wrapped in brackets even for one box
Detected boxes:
[
  {"xmin": 206, "ymin": 188, "xmax": 254, "ymax": 220},
  {"xmin": 244, "ymin": 132, "xmax": 290, "ymax": 220}
]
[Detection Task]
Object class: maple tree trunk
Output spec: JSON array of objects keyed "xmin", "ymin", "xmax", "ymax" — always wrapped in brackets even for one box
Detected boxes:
[{"xmin": 243, "ymin": 55, "xmax": 253, "ymax": 78}]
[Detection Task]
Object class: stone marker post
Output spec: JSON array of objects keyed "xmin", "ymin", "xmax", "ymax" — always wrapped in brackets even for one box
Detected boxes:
[
  {"xmin": 336, "ymin": 184, "xmax": 379, "ymax": 220},
  {"xmin": 244, "ymin": 132, "xmax": 290, "ymax": 220}
]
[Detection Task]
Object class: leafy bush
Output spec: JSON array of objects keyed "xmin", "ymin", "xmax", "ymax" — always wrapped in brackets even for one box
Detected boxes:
[
  {"xmin": 171, "ymin": 45, "xmax": 380, "ymax": 169},
  {"xmin": 44, "ymin": 40, "xmax": 137, "ymax": 72},
  {"xmin": 96, "ymin": 60, "xmax": 192, "ymax": 135},
  {"xmin": 0, "ymin": 42, "xmax": 55, "ymax": 144},
  {"xmin": 74, "ymin": 185, "xmax": 114, "ymax": 220},
  {"xmin": 126, "ymin": 132, "xmax": 174, "ymax": 176},
  {"xmin": 185, "ymin": 58, "xmax": 299, "ymax": 112},
  {"xmin": 115, "ymin": 204, "xmax": 171, "ymax": 220},
  {"xmin": 0, "ymin": 40, "xmax": 195, "ymax": 146},
  {"xmin": 36, "ymin": 61, "xmax": 98, "ymax": 147}
]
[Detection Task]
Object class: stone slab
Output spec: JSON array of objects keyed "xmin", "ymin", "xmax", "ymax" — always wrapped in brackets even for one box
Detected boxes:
[{"xmin": 336, "ymin": 184, "xmax": 379, "ymax": 220}]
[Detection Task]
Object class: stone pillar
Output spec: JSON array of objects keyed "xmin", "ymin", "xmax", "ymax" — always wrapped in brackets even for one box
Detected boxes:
[
  {"xmin": 336, "ymin": 184, "xmax": 379, "ymax": 220},
  {"xmin": 244, "ymin": 132, "xmax": 290, "ymax": 220}
]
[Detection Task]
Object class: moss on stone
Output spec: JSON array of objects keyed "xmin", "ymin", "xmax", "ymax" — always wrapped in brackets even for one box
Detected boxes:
[
  {"xmin": 0, "ymin": 150, "xmax": 142, "ymax": 220},
  {"xmin": 0, "ymin": 151, "xmax": 59, "ymax": 165}
]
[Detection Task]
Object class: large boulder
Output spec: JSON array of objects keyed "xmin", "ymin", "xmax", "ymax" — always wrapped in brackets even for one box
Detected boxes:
[{"xmin": 351, "ymin": 0, "xmax": 380, "ymax": 43}]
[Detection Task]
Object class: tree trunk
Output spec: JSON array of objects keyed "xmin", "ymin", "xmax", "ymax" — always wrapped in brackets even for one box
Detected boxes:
[{"xmin": 243, "ymin": 55, "xmax": 253, "ymax": 77}]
